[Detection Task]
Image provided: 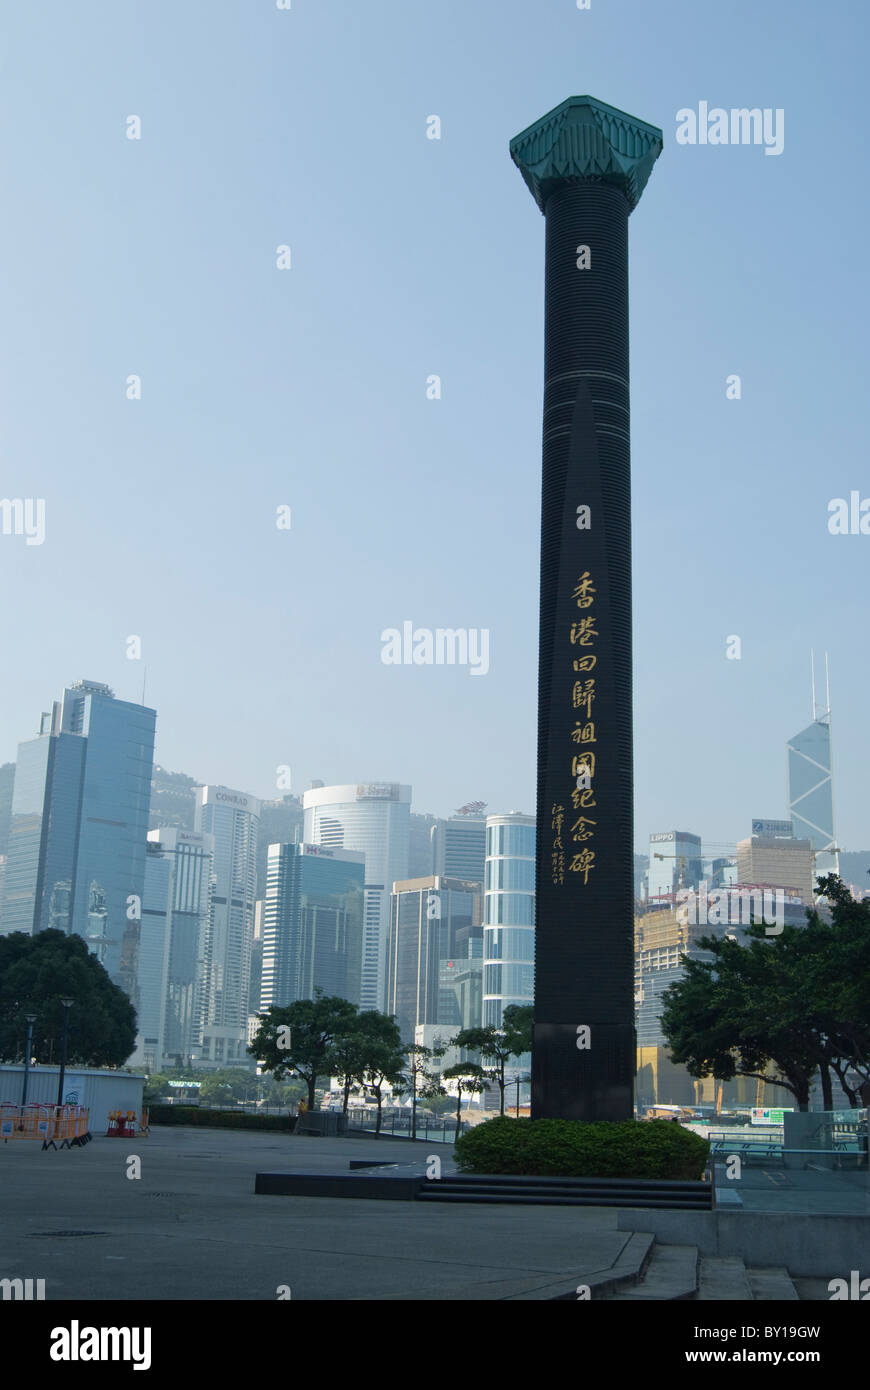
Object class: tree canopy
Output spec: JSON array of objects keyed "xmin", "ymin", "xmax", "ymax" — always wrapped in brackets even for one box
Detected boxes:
[
  {"xmin": 660, "ymin": 876, "xmax": 870, "ymax": 1109},
  {"xmin": 454, "ymin": 1005, "xmax": 532, "ymax": 1115},
  {"xmin": 249, "ymin": 990, "xmax": 359, "ymax": 1111},
  {"xmin": 0, "ymin": 929, "xmax": 137, "ymax": 1068}
]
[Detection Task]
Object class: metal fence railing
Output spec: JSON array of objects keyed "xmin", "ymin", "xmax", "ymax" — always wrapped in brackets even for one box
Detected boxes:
[
  {"xmin": 346, "ymin": 1108, "xmax": 469, "ymax": 1143},
  {"xmin": 0, "ymin": 1102, "xmax": 91, "ymax": 1149}
]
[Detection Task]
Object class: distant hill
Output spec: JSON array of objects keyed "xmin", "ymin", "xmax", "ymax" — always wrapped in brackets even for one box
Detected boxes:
[{"xmin": 148, "ymin": 765, "xmax": 198, "ymax": 832}]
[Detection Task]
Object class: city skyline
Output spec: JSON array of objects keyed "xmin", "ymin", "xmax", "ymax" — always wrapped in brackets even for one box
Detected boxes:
[
  {"xmin": 3, "ymin": 663, "xmax": 864, "ymax": 859},
  {"xmin": 1, "ymin": 1, "xmax": 869, "ymax": 860}
]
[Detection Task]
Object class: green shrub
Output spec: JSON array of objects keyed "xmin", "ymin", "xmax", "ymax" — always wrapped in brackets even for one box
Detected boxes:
[
  {"xmin": 453, "ymin": 1117, "xmax": 709, "ymax": 1180},
  {"xmin": 149, "ymin": 1105, "xmax": 296, "ymax": 1132}
]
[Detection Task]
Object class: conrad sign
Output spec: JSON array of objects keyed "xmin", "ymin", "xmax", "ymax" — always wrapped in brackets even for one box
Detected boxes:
[{"xmin": 203, "ymin": 787, "xmax": 260, "ymax": 816}]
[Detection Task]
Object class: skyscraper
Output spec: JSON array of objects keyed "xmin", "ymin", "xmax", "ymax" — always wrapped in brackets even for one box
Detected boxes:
[
  {"xmin": 482, "ymin": 813, "xmax": 535, "ymax": 1029},
  {"xmin": 133, "ymin": 827, "xmax": 214, "ymax": 1070},
  {"xmin": 302, "ymin": 782, "xmax": 411, "ymax": 1010},
  {"xmin": 788, "ymin": 657, "xmax": 837, "ymax": 879},
  {"xmin": 736, "ymin": 834, "xmax": 815, "ymax": 905},
  {"xmin": 511, "ymin": 97, "xmax": 662, "ymax": 1120},
  {"xmin": 2, "ymin": 680, "xmax": 156, "ymax": 992},
  {"xmin": 386, "ymin": 875, "xmax": 481, "ymax": 1043},
  {"xmin": 431, "ymin": 814, "xmax": 487, "ymax": 886},
  {"xmin": 133, "ymin": 840, "xmax": 172, "ymax": 1070},
  {"xmin": 647, "ymin": 831, "xmax": 704, "ymax": 902},
  {"xmin": 259, "ymin": 842, "xmax": 365, "ymax": 1010},
  {"xmin": 195, "ymin": 786, "xmax": 259, "ymax": 1068}
]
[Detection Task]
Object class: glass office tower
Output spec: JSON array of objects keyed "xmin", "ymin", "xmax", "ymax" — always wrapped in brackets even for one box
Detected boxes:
[
  {"xmin": 482, "ymin": 813, "xmax": 535, "ymax": 1028},
  {"xmin": 386, "ymin": 875, "xmax": 481, "ymax": 1043},
  {"xmin": 788, "ymin": 717, "xmax": 837, "ymax": 879},
  {"xmin": 260, "ymin": 842, "xmax": 365, "ymax": 1010},
  {"xmin": 303, "ymin": 783, "xmax": 411, "ymax": 1010},
  {"xmin": 647, "ymin": 830, "xmax": 704, "ymax": 902},
  {"xmin": 195, "ymin": 786, "xmax": 260, "ymax": 1068},
  {"xmin": 135, "ymin": 840, "xmax": 173, "ymax": 1070},
  {"xmin": 134, "ymin": 827, "xmax": 214, "ymax": 1070},
  {"xmin": 2, "ymin": 681, "xmax": 156, "ymax": 992},
  {"xmin": 431, "ymin": 815, "xmax": 487, "ymax": 886}
]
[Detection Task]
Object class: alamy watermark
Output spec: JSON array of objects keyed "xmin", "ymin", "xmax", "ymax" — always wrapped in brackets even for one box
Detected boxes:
[
  {"xmin": 1, "ymin": 1277, "xmax": 45, "ymax": 1300},
  {"xmin": 381, "ymin": 622, "xmax": 489, "ymax": 676},
  {"xmin": 827, "ymin": 492, "xmax": 870, "ymax": 534},
  {"xmin": 0, "ymin": 497, "xmax": 45, "ymax": 545},
  {"xmin": 675, "ymin": 881, "xmax": 785, "ymax": 935},
  {"xmin": 828, "ymin": 1271, "xmax": 870, "ymax": 1299},
  {"xmin": 676, "ymin": 103, "xmax": 784, "ymax": 156}
]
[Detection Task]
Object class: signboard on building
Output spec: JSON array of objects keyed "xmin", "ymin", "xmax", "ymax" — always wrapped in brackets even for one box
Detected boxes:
[
  {"xmin": 750, "ymin": 1107, "xmax": 793, "ymax": 1125},
  {"xmin": 355, "ymin": 784, "xmax": 399, "ymax": 800},
  {"xmin": 751, "ymin": 819, "xmax": 793, "ymax": 838}
]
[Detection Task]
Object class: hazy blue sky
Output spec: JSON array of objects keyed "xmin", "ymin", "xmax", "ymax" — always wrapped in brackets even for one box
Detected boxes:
[{"xmin": 1, "ymin": 0, "xmax": 867, "ymax": 854}]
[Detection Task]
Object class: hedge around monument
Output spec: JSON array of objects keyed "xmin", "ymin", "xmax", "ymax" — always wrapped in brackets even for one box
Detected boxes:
[
  {"xmin": 149, "ymin": 1105, "xmax": 296, "ymax": 1132},
  {"xmin": 453, "ymin": 1116, "xmax": 709, "ymax": 1180}
]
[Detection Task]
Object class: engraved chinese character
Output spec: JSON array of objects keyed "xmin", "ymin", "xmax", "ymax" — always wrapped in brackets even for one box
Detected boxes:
[
  {"xmin": 573, "ymin": 572, "xmax": 596, "ymax": 609},
  {"xmin": 569, "ymin": 617, "xmax": 598, "ymax": 647},
  {"xmin": 569, "ymin": 848, "xmax": 596, "ymax": 883},
  {"xmin": 572, "ymin": 679, "xmax": 595, "ymax": 717},
  {"xmin": 573, "ymin": 654, "xmax": 597, "ymax": 672},
  {"xmin": 572, "ymin": 753, "xmax": 595, "ymax": 779},
  {"xmin": 571, "ymin": 721, "xmax": 597, "ymax": 745},
  {"xmin": 571, "ymin": 787, "xmax": 597, "ymax": 810},
  {"xmin": 570, "ymin": 816, "xmax": 596, "ymax": 841}
]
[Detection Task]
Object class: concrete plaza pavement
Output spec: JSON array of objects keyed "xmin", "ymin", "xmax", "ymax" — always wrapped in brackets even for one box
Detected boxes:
[{"xmin": 1, "ymin": 1124, "xmax": 634, "ymax": 1301}]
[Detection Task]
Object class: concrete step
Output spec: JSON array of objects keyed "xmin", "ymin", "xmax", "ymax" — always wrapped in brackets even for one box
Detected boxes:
[
  {"xmin": 745, "ymin": 1266, "xmax": 800, "ymax": 1300},
  {"xmin": 695, "ymin": 1255, "xmax": 754, "ymax": 1300},
  {"xmin": 505, "ymin": 1230, "xmax": 657, "ymax": 1301},
  {"xmin": 415, "ymin": 1174, "xmax": 712, "ymax": 1209},
  {"xmin": 609, "ymin": 1243, "xmax": 699, "ymax": 1300}
]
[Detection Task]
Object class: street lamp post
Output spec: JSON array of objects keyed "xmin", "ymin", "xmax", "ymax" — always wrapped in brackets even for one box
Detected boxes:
[
  {"xmin": 514, "ymin": 1073, "xmax": 530, "ymax": 1118},
  {"xmin": 411, "ymin": 1055, "xmax": 417, "ymax": 1142},
  {"xmin": 19, "ymin": 1013, "xmax": 37, "ymax": 1128},
  {"xmin": 55, "ymin": 998, "xmax": 74, "ymax": 1110}
]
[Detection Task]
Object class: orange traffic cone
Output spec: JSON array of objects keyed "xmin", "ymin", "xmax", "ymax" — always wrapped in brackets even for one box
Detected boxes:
[{"xmin": 106, "ymin": 1110, "xmax": 118, "ymax": 1138}]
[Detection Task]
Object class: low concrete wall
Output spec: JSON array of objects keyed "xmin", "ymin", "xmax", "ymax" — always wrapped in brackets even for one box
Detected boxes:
[
  {"xmin": 616, "ymin": 1208, "xmax": 870, "ymax": 1278},
  {"xmin": 255, "ymin": 1172, "xmax": 421, "ymax": 1200}
]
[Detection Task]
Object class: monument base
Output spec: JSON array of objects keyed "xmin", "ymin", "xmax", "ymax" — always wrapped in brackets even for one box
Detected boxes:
[{"xmin": 531, "ymin": 1023, "xmax": 635, "ymax": 1122}]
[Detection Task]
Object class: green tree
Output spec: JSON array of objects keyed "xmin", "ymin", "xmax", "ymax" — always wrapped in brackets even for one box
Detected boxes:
[
  {"xmin": 454, "ymin": 1010, "xmax": 531, "ymax": 1116},
  {"xmin": 328, "ymin": 1027, "xmax": 373, "ymax": 1115},
  {"xmin": 502, "ymin": 1004, "xmax": 533, "ymax": 1053},
  {"xmin": 792, "ymin": 876, "xmax": 870, "ymax": 1105},
  {"xmin": 248, "ymin": 991, "xmax": 358, "ymax": 1111},
  {"xmin": 442, "ymin": 1062, "xmax": 488, "ymax": 1140},
  {"xmin": 0, "ymin": 930, "xmax": 136, "ymax": 1067},
  {"xmin": 661, "ymin": 876, "xmax": 870, "ymax": 1111},
  {"xmin": 393, "ymin": 1042, "xmax": 446, "ymax": 1139},
  {"xmin": 660, "ymin": 930, "xmax": 815, "ymax": 1109},
  {"xmin": 347, "ymin": 1012, "xmax": 406, "ymax": 1136}
]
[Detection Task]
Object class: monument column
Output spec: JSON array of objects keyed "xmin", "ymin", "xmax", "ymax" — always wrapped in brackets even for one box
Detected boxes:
[{"xmin": 511, "ymin": 97, "xmax": 662, "ymax": 1121}]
